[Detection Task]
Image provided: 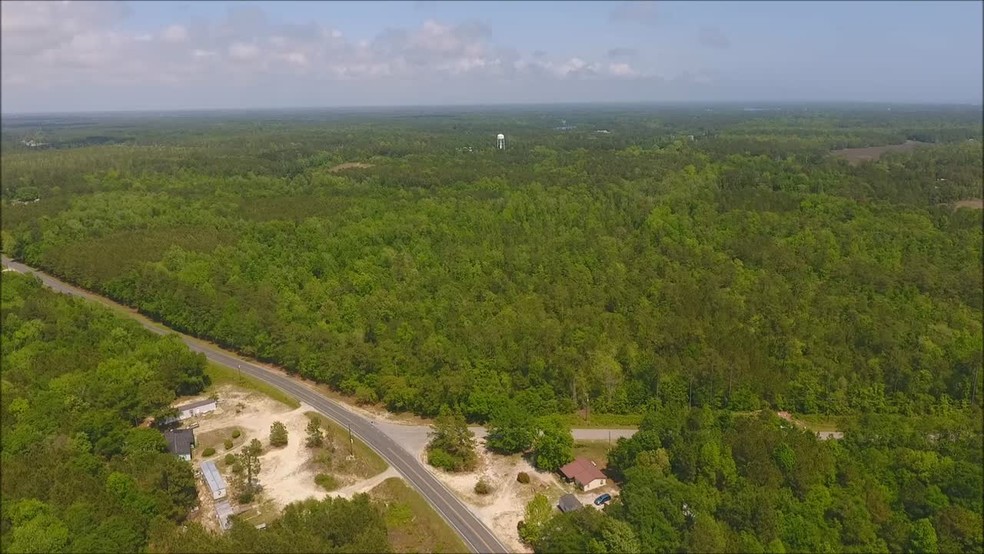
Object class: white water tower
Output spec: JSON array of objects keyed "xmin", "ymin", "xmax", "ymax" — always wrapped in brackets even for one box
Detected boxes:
[{"xmin": 497, "ymin": 133, "xmax": 505, "ymax": 150}]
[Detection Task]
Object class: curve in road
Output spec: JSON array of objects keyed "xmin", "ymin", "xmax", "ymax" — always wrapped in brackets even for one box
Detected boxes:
[{"xmin": 1, "ymin": 256, "xmax": 509, "ymax": 554}]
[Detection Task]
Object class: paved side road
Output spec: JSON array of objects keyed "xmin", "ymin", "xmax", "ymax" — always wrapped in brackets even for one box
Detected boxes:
[
  {"xmin": 1, "ymin": 256, "xmax": 509, "ymax": 554},
  {"xmin": 379, "ymin": 424, "xmax": 638, "ymax": 459}
]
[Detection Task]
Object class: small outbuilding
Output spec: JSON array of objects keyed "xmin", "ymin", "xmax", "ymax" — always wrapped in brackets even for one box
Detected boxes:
[
  {"xmin": 201, "ymin": 460, "xmax": 227, "ymax": 500},
  {"xmin": 558, "ymin": 494, "xmax": 583, "ymax": 513},
  {"xmin": 176, "ymin": 398, "xmax": 218, "ymax": 419},
  {"xmin": 164, "ymin": 428, "xmax": 195, "ymax": 461},
  {"xmin": 163, "ymin": 398, "xmax": 218, "ymax": 424},
  {"xmin": 559, "ymin": 458, "xmax": 608, "ymax": 491}
]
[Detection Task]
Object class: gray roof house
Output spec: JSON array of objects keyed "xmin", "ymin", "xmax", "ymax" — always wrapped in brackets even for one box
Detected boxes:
[
  {"xmin": 164, "ymin": 428, "xmax": 195, "ymax": 461},
  {"xmin": 558, "ymin": 493, "xmax": 583, "ymax": 513}
]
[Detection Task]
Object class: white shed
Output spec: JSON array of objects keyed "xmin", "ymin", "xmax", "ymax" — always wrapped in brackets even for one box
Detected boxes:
[
  {"xmin": 177, "ymin": 398, "xmax": 217, "ymax": 420},
  {"xmin": 201, "ymin": 460, "xmax": 227, "ymax": 500}
]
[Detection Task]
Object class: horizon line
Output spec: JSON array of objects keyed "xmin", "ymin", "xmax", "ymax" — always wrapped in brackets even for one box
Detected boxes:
[{"xmin": 3, "ymin": 99, "xmax": 982, "ymax": 118}]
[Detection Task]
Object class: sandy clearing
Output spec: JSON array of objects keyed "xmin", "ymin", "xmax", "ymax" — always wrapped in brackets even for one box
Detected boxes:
[
  {"xmin": 185, "ymin": 385, "xmax": 386, "ymax": 515},
  {"xmin": 328, "ymin": 162, "xmax": 373, "ymax": 172},
  {"xmin": 954, "ymin": 198, "xmax": 984, "ymax": 210},
  {"xmin": 326, "ymin": 467, "xmax": 401, "ymax": 500},
  {"xmin": 830, "ymin": 140, "xmax": 930, "ymax": 165}
]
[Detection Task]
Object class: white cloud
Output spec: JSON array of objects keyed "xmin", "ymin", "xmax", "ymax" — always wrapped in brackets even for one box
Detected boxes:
[
  {"xmin": 0, "ymin": 1, "xmax": 680, "ymax": 110},
  {"xmin": 609, "ymin": 63, "xmax": 638, "ymax": 77},
  {"xmin": 161, "ymin": 24, "xmax": 189, "ymax": 44},
  {"xmin": 228, "ymin": 42, "xmax": 260, "ymax": 62}
]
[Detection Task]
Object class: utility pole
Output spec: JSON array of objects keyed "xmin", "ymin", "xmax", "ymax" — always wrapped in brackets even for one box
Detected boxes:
[{"xmin": 348, "ymin": 424, "xmax": 355, "ymax": 459}]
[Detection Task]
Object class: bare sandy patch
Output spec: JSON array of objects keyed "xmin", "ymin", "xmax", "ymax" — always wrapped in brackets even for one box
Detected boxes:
[
  {"xmin": 954, "ymin": 198, "xmax": 984, "ymax": 210},
  {"xmin": 830, "ymin": 140, "xmax": 930, "ymax": 165},
  {"xmin": 328, "ymin": 162, "xmax": 373, "ymax": 172},
  {"xmin": 185, "ymin": 385, "xmax": 388, "ymax": 521}
]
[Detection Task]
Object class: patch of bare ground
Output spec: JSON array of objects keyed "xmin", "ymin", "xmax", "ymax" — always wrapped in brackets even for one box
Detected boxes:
[
  {"xmin": 831, "ymin": 140, "xmax": 930, "ymax": 165},
  {"xmin": 183, "ymin": 384, "xmax": 388, "ymax": 528},
  {"xmin": 953, "ymin": 198, "xmax": 984, "ymax": 210},
  {"xmin": 417, "ymin": 435, "xmax": 621, "ymax": 553},
  {"xmin": 328, "ymin": 162, "xmax": 373, "ymax": 172}
]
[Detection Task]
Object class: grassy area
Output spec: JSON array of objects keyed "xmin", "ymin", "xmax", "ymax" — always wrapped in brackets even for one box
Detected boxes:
[
  {"xmin": 793, "ymin": 414, "xmax": 851, "ymax": 433},
  {"xmin": 195, "ymin": 425, "xmax": 246, "ymax": 456},
  {"xmin": 562, "ymin": 412, "xmax": 643, "ymax": 429},
  {"xmin": 369, "ymin": 477, "xmax": 469, "ymax": 554},
  {"xmin": 573, "ymin": 440, "xmax": 614, "ymax": 470},
  {"xmin": 234, "ymin": 498, "xmax": 282, "ymax": 528},
  {"xmin": 304, "ymin": 411, "xmax": 388, "ymax": 479},
  {"xmin": 206, "ymin": 362, "xmax": 300, "ymax": 409}
]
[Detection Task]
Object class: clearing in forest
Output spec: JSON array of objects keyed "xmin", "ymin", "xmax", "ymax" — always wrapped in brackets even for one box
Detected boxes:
[
  {"xmin": 328, "ymin": 162, "xmax": 374, "ymax": 172},
  {"xmin": 180, "ymin": 385, "xmax": 389, "ymax": 528},
  {"xmin": 953, "ymin": 198, "xmax": 984, "ymax": 210},
  {"xmin": 830, "ymin": 140, "xmax": 930, "ymax": 165}
]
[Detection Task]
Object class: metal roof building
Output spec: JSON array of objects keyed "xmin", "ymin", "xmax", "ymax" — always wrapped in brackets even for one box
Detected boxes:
[
  {"xmin": 164, "ymin": 428, "xmax": 195, "ymax": 461},
  {"xmin": 201, "ymin": 460, "xmax": 227, "ymax": 500}
]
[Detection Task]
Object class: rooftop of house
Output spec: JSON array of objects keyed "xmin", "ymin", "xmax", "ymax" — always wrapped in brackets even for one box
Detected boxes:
[
  {"xmin": 559, "ymin": 458, "xmax": 607, "ymax": 486},
  {"xmin": 175, "ymin": 398, "xmax": 217, "ymax": 412},
  {"xmin": 164, "ymin": 428, "xmax": 195, "ymax": 457}
]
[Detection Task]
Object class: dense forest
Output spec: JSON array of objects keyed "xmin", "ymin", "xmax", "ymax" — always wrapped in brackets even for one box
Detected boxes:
[
  {"xmin": 0, "ymin": 271, "xmax": 397, "ymax": 553},
  {"xmin": 526, "ymin": 406, "xmax": 983, "ymax": 553},
  {"xmin": 0, "ymin": 272, "xmax": 210, "ymax": 551},
  {"xmin": 1, "ymin": 104, "xmax": 982, "ymax": 423}
]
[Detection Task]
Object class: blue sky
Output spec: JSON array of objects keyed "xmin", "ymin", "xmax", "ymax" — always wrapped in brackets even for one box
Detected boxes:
[{"xmin": 1, "ymin": 1, "xmax": 981, "ymax": 113}]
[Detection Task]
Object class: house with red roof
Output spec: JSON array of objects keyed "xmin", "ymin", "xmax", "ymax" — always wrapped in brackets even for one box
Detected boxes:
[{"xmin": 559, "ymin": 458, "xmax": 607, "ymax": 491}]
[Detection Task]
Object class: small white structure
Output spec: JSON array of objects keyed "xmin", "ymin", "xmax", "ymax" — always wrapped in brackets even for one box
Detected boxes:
[
  {"xmin": 166, "ymin": 398, "xmax": 217, "ymax": 423},
  {"xmin": 497, "ymin": 133, "xmax": 505, "ymax": 150},
  {"xmin": 201, "ymin": 460, "xmax": 227, "ymax": 500}
]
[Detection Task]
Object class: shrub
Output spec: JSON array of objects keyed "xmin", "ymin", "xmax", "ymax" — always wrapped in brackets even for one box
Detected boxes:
[
  {"xmin": 517, "ymin": 472, "xmax": 531, "ymax": 484},
  {"xmin": 224, "ymin": 453, "xmax": 236, "ymax": 466},
  {"xmin": 427, "ymin": 447, "xmax": 458, "ymax": 472},
  {"xmin": 231, "ymin": 429, "xmax": 242, "ymax": 439},
  {"xmin": 474, "ymin": 478, "xmax": 492, "ymax": 495},
  {"xmin": 315, "ymin": 451, "xmax": 333, "ymax": 469},
  {"xmin": 237, "ymin": 491, "xmax": 254, "ymax": 504},
  {"xmin": 270, "ymin": 421, "xmax": 288, "ymax": 447},
  {"xmin": 202, "ymin": 447, "xmax": 216, "ymax": 457},
  {"xmin": 224, "ymin": 439, "xmax": 234, "ymax": 450},
  {"xmin": 314, "ymin": 473, "xmax": 339, "ymax": 491}
]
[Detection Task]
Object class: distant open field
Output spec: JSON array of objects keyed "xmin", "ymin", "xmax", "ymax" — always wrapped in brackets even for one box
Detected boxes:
[{"xmin": 831, "ymin": 140, "xmax": 930, "ymax": 165}]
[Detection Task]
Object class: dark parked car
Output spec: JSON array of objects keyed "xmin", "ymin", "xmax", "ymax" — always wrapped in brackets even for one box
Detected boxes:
[{"xmin": 594, "ymin": 493, "xmax": 612, "ymax": 506}]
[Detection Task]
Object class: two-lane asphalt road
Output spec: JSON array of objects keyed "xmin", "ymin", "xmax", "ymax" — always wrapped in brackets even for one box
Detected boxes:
[{"xmin": 1, "ymin": 256, "xmax": 509, "ymax": 554}]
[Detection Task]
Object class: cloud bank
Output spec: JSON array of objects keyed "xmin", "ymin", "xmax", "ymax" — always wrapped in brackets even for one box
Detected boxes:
[{"xmin": 1, "ymin": 0, "xmax": 655, "ymax": 112}]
